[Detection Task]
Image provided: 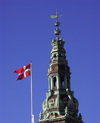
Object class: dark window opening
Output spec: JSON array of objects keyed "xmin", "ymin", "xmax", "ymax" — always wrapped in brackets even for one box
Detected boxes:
[
  {"xmin": 51, "ymin": 113, "xmax": 53, "ymax": 116},
  {"xmin": 55, "ymin": 113, "xmax": 58, "ymax": 117},
  {"xmin": 54, "ymin": 54, "xmax": 56, "ymax": 58},
  {"xmin": 53, "ymin": 77, "xmax": 57, "ymax": 88}
]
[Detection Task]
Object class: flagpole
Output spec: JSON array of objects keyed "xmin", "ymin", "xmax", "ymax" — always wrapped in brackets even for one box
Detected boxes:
[{"xmin": 31, "ymin": 61, "xmax": 34, "ymax": 123}]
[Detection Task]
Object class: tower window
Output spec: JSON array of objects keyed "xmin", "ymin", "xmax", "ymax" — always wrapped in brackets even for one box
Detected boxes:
[
  {"xmin": 54, "ymin": 54, "xmax": 56, "ymax": 58},
  {"xmin": 51, "ymin": 113, "xmax": 53, "ymax": 116},
  {"xmin": 55, "ymin": 113, "xmax": 58, "ymax": 117},
  {"xmin": 53, "ymin": 77, "xmax": 57, "ymax": 88}
]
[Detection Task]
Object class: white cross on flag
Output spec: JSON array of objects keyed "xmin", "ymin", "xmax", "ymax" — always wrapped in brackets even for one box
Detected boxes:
[{"xmin": 14, "ymin": 64, "xmax": 31, "ymax": 80}]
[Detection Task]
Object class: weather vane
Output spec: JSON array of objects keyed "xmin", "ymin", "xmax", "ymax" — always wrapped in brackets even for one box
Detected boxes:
[
  {"xmin": 51, "ymin": 9, "xmax": 62, "ymax": 22},
  {"xmin": 51, "ymin": 9, "xmax": 62, "ymax": 38}
]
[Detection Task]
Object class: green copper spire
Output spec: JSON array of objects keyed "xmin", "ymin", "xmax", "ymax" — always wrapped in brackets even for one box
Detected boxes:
[
  {"xmin": 38, "ymin": 11, "xmax": 83, "ymax": 123},
  {"xmin": 51, "ymin": 9, "xmax": 62, "ymax": 39}
]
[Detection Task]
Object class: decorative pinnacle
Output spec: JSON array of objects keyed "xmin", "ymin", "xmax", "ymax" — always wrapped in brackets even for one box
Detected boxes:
[
  {"xmin": 51, "ymin": 9, "xmax": 62, "ymax": 38},
  {"xmin": 51, "ymin": 9, "xmax": 62, "ymax": 21}
]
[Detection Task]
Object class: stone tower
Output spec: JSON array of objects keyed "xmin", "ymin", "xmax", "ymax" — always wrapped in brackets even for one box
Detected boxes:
[{"xmin": 38, "ymin": 10, "xmax": 84, "ymax": 123}]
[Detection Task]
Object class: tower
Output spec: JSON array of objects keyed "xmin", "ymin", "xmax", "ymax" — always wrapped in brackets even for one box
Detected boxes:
[{"xmin": 38, "ymin": 10, "xmax": 84, "ymax": 123}]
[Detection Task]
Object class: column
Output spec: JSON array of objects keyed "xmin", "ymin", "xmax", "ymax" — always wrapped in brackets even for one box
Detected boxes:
[
  {"xmin": 57, "ymin": 75, "xmax": 60, "ymax": 90},
  {"xmin": 48, "ymin": 77, "xmax": 51, "ymax": 91},
  {"xmin": 51, "ymin": 77, "xmax": 54, "ymax": 90}
]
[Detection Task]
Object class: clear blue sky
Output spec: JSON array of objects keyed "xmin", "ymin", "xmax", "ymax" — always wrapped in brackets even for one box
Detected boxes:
[{"xmin": 0, "ymin": 0, "xmax": 100, "ymax": 123}]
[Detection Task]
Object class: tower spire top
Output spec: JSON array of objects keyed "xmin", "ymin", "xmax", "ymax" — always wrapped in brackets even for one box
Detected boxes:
[
  {"xmin": 51, "ymin": 9, "xmax": 62, "ymax": 39},
  {"xmin": 51, "ymin": 9, "xmax": 62, "ymax": 21}
]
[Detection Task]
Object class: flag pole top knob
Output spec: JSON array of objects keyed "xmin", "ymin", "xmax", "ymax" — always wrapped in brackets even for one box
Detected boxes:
[{"xmin": 51, "ymin": 9, "xmax": 62, "ymax": 39}]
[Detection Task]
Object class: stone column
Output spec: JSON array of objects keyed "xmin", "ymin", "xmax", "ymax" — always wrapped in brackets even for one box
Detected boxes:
[
  {"xmin": 51, "ymin": 77, "xmax": 54, "ymax": 90},
  {"xmin": 48, "ymin": 77, "xmax": 51, "ymax": 91},
  {"xmin": 56, "ymin": 95, "xmax": 60, "ymax": 106},
  {"xmin": 57, "ymin": 75, "xmax": 60, "ymax": 90}
]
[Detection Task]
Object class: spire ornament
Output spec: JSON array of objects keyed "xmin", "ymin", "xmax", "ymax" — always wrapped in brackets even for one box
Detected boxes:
[{"xmin": 51, "ymin": 9, "xmax": 62, "ymax": 39}]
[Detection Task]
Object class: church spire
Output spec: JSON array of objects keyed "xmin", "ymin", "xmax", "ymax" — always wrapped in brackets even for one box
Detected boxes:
[{"xmin": 38, "ymin": 10, "xmax": 84, "ymax": 123}]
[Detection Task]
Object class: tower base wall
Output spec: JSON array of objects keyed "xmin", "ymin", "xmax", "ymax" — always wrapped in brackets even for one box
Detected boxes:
[{"xmin": 38, "ymin": 116, "xmax": 83, "ymax": 123}]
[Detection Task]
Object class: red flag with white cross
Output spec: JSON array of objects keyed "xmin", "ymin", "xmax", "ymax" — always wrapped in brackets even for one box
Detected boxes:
[
  {"xmin": 14, "ymin": 62, "xmax": 34, "ymax": 123},
  {"xmin": 14, "ymin": 64, "xmax": 31, "ymax": 80}
]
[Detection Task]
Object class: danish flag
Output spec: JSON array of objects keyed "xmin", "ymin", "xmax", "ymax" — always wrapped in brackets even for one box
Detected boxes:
[{"xmin": 14, "ymin": 64, "xmax": 31, "ymax": 80}]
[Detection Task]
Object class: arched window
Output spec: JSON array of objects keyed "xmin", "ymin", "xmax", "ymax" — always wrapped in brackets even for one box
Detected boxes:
[
  {"xmin": 55, "ymin": 113, "xmax": 58, "ymax": 117},
  {"xmin": 53, "ymin": 77, "xmax": 57, "ymax": 88},
  {"xmin": 51, "ymin": 113, "xmax": 53, "ymax": 116},
  {"xmin": 54, "ymin": 54, "xmax": 56, "ymax": 58}
]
